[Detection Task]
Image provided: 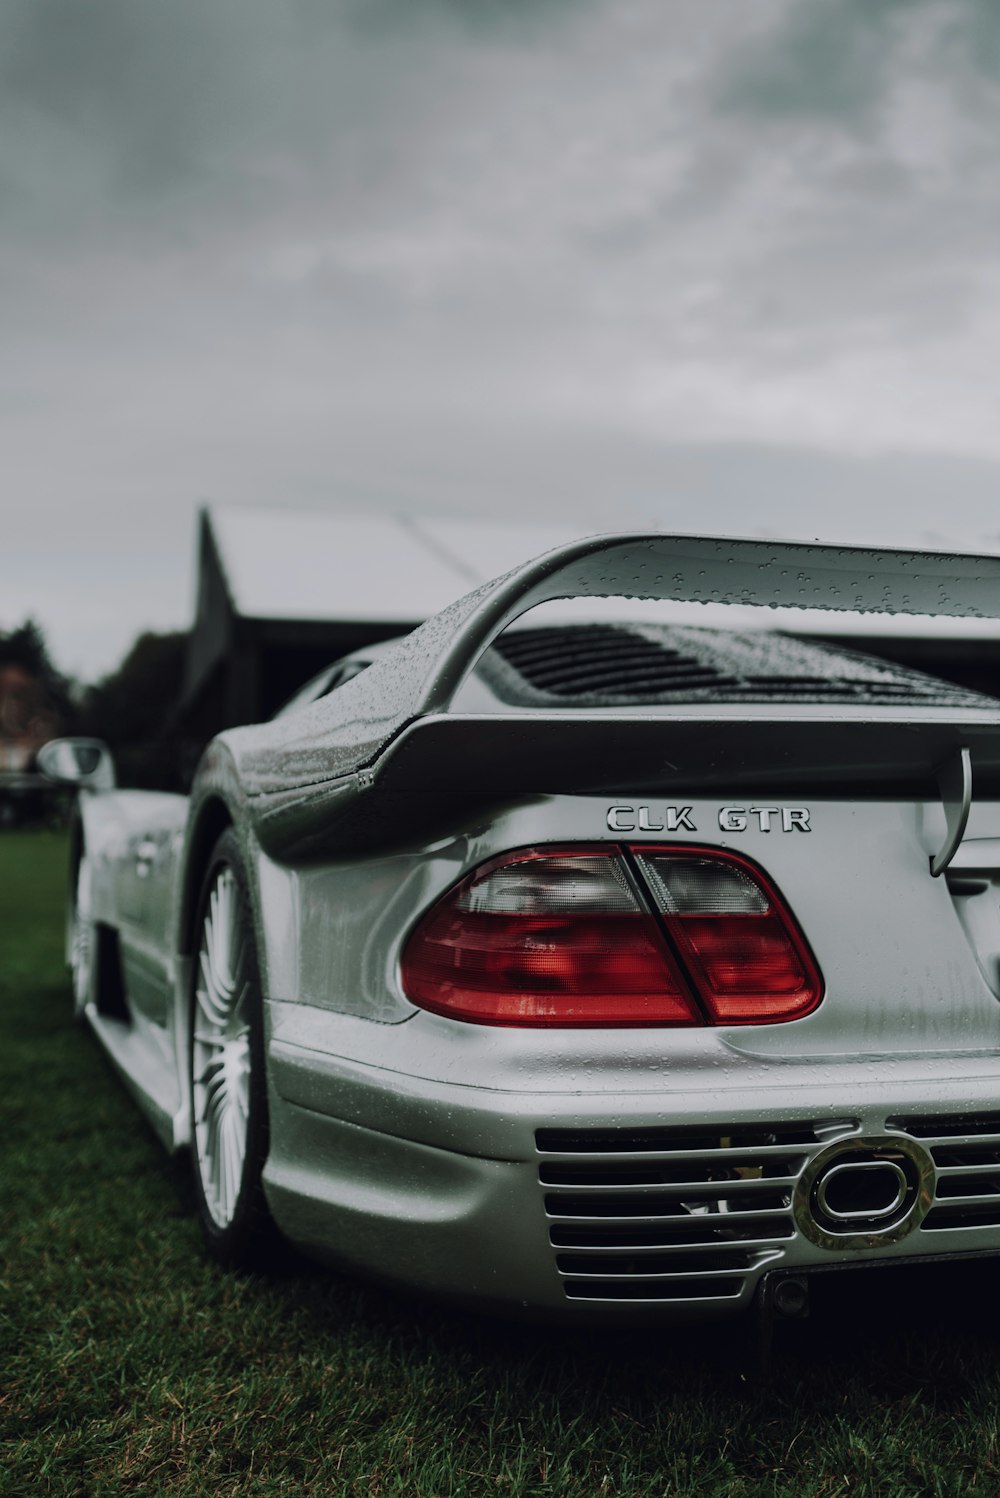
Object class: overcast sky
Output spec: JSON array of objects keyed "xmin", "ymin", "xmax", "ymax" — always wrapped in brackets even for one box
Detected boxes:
[{"xmin": 4, "ymin": 0, "xmax": 1000, "ymax": 679}]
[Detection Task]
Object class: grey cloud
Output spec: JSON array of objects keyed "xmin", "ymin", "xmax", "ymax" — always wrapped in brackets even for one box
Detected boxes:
[
  {"xmin": 0, "ymin": 1, "xmax": 375, "ymax": 226},
  {"xmin": 718, "ymin": 0, "xmax": 919, "ymax": 124},
  {"xmin": 0, "ymin": 0, "xmax": 246, "ymax": 213},
  {"xmin": 0, "ymin": 0, "xmax": 589, "ymax": 234},
  {"xmin": 636, "ymin": 1, "xmax": 1000, "ymax": 369},
  {"xmin": 719, "ymin": 0, "xmax": 1000, "ymax": 125},
  {"xmin": 348, "ymin": 0, "xmax": 583, "ymax": 39}
]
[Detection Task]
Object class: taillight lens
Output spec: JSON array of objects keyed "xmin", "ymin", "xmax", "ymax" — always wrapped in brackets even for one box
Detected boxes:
[
  {"xmin": 632, "ymin": 847, "xmax": 823, "ymax": 1023},
  {"xmin": 401, "ymin": 845, "xmax": 823, "ymax": 1028},
  {"xmin": 400, "ymin": 849, "xmax": 699, "ymax": 1026}
]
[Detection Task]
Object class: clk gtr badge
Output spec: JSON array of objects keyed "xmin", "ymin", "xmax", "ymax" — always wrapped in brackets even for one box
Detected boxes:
[{"xmin": 606, "ymin": 805, "xmax": 812, "ymax": 833}]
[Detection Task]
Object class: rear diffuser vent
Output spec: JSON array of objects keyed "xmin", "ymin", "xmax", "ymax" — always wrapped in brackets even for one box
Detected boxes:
[
  {"xmin": 538, "ymin": 1112, "xmax": 1000, "ymax": 1305},
  {"xmin": 891, "ymin": 1113, "xmax": 1000, "ymax": 1231},
  {"xmin": 535, "ymin": 1123, "xmax": 824, "ymax": 1303}
]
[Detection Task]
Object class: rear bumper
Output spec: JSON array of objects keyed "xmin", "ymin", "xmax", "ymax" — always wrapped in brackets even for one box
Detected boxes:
[{"xmin": 264, "ymin": 1017, "xmax": 1000, "ymax": 1322}]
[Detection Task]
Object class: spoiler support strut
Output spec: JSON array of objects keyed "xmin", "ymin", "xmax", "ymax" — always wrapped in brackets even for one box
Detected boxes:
[{"xmin": 931, "ymin": 746, "xmax": 973, "ymax": 877}]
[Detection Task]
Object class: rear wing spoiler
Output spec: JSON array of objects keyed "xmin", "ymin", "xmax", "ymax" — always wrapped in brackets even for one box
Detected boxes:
[{"xmin": 221, "ymin": 532, "xmax": 1000, "ymax": 855}]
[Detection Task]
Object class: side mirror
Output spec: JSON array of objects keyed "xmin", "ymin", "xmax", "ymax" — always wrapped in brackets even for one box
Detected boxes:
[{"xmin": 37, "ymin": 737, "xmax": 117, "ymax": 792}]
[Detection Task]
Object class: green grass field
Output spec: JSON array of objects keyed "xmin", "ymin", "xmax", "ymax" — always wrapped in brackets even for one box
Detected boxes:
[{"xmin": 4, "ymin": 830, "xmax": 1000, "ymax": 1495}]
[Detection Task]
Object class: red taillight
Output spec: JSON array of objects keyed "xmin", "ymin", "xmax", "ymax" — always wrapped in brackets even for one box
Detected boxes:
[
  {"xmin": 631, "ymin": 847, "xmax": 823, "ymax": 1023},
  {"xmin": 401, "ymin": 845, "xmax": 823, "ymax": 1028},
  {"xmin": 400, "ymin": 849, "xmax": 699, "ymax": 1026}
]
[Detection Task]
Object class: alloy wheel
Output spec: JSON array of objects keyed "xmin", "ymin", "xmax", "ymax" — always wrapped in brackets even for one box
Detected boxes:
[{"xmin": 191, "ymin": 866, "xmax": 252, "ymax": 1229}]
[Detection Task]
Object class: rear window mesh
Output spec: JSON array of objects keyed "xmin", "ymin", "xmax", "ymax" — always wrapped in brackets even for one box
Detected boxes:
[{"xmin": 484, "ymin": 624, "xmax": 997, "ymax": 709}]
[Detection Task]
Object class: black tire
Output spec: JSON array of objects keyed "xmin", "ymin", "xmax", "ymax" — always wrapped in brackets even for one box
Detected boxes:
[{"xmin": 188, "ymin": 828, "xmax": 277, "ymax": 1268}]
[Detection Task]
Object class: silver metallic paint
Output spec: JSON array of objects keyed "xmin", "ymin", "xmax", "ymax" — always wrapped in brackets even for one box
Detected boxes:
[{"xmin": 53, "ymin": 532, "xmax": 1000, "ymax": 1320}]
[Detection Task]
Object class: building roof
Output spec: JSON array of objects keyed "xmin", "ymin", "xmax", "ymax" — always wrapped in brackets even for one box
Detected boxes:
[
  {"xmin": 208, "ymin": 506, "xmax": 583, "ymax": 623},
  {"xmin": 205, "ymin": 503, "xmax": 1000, "ymax": 637}
]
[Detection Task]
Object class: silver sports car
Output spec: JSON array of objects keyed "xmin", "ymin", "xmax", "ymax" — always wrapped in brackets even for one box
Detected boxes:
[{"xmin": 40, "ymin": 532, "xmax": 1000, "ymax": 1324}]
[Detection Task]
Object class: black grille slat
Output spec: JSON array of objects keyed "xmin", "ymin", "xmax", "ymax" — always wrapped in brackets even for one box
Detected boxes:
[
  {"xmin": 548, "ymin": 1221, "xmax": 793, "ymax": 1248},
  {"xmin": 934, "ymin": 1147, "xmax": 1000, "ymax": 1168},
  {"xmin": 550, "ymin": 1218, "xmax": 795, "ymax": 1249},
  {"xmin": 539, "ymin": 1159, "xmax": 803, "ymax": 1188},
  {"xmin": 556, "ymin": 1251, "xmax": 753, "ymax": 1276},
  {"xmin": 924, "ymin": 1203, "xmax": 1000, "ymax": 1230},
  {"xmin": 563, "ymin": 1277, "xmax": 744, "ymax": 1302},
  {"xmin": 891, "ymin": 1113, "xmax": 1000, "ymax": 1140},
  {"xmin": 545, "ymin": 1191, "xmax": 792, "ymax": 1220},
  {"xmin": 936, "ymin": 1175, "xmax": 1000, "ymax": 1200},
  {"xmin": 536, "ymin": 1124, "xmax": 822, "ymax": 1154}
]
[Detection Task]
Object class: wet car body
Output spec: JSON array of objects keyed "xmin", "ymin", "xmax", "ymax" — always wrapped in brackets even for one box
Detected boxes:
[{"xmin": 53, "ymin": 532, "xmax": 1000, "ymax": 1322}]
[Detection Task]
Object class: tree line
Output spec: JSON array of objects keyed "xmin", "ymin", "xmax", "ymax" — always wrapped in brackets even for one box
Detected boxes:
[{"xmin": 0, "ymin": 620, "xmax": 188, "ymax": 793}]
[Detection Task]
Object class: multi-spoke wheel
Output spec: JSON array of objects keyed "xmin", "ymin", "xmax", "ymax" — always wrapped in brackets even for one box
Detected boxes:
[
  {"xmin": 70, "ymin": 851, "xmax": 95, "ymax": 1020},
  {"xmin": 189, "ymin": 829, "xmax": 275, "ymax": 1266}
]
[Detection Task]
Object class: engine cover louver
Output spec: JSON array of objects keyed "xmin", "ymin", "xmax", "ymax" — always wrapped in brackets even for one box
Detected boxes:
[{"xmin": 487, "ymin": 623, "xmax": 996, "ymax": 709}]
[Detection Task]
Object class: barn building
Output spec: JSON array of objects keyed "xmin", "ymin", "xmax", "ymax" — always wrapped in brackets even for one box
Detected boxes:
[{"xmin": 177, "ymin": 505, "xmax": 579, "ymax": 746}]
